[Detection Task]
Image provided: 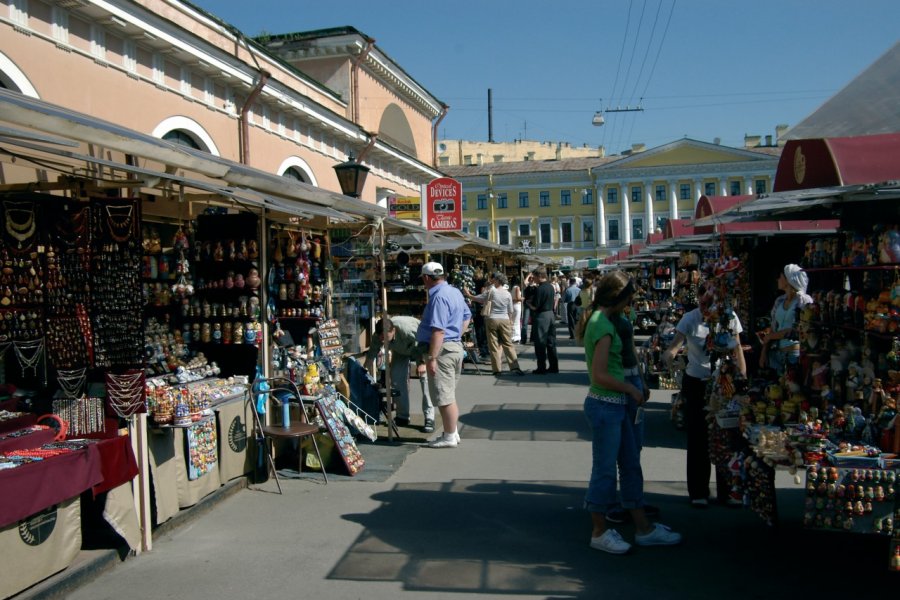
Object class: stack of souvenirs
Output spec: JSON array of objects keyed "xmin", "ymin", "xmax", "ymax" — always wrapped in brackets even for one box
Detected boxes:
[{"xmin": 690, "ymin": 225, "xmax": 900, "ymax": 549}]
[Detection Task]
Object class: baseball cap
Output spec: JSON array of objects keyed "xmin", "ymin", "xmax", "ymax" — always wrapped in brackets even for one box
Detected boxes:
[{"xmin": 421, "ymin": 261, "xmax": 444, "ymax": 276}]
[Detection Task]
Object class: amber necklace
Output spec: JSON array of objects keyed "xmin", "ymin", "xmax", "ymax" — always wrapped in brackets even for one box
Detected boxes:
[
  {"xmin": 4, "ymin": 201, "xmax": 36, "ymax": 249},
  {"xmin": 105, "ymin": 204, "xmax": 134, "ymax": 242}
]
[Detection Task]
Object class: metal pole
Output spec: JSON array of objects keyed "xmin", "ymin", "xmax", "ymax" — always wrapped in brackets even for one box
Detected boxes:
[{"xmin": 488, "ymin": 88, "xmax": 494, "ymax": 143}]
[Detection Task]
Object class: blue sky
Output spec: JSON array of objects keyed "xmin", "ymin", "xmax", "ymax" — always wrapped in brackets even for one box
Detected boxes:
[{"xmin": 189, "ymin": 0, "xmax": 899, "ymax": 153}]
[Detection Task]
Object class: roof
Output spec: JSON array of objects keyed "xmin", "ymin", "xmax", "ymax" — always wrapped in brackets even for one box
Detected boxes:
[
  {"xmin": 784, "ymin": 41, "xmax": 900, "ymax": 140},
  {"xmin": 443, "ymin": 157, "xmax": 616, "ymax": 178},
  {"xmin": 694, "ymin": 195, "xmax": 755, "ymax": 220},
  {"xmin": 773, "ymin": 132, "xmax": 900, "ymax": 191}
]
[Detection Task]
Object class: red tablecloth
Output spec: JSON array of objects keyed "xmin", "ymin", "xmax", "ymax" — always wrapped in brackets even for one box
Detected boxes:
[
  {"xmin": 92, "ymin": 435, "xmax": 139, "ymax": 495},
  {"xmin": 0, "ymin": 412, "xmax": 36, "ymax": 434},
  {"xmin": 0, "ymin": 443, "xmax": 103, "ymax": 528}
]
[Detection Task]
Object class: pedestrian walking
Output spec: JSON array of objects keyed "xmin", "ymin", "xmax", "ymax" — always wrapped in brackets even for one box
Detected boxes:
[
  {"xmin": 466, "ymin": 272, "xmax": 525, "ymax": 376},
  {"xmin": 416, "ymin": 261, "xmax": 471, "ymax": 448},
  {"xmin": 580, "ymin": 270, "xmax": 682, "ymax": 554},
  {"xmin": 364, "ymin": 316, "xmax": 435, "ymax": 433},
  {"xmin": 527, "ymin": 268, "xmax": 558, "ymax": 374},
  {"xmin": 662, "ymin": 283, "xmax": 746, "ymax": 507},
  {"xmin": 563, "ymin": 277, "xmax": 581, "ymax": 339},
  {"xmin": 521, "ymin": 273, "xmax": 538, "ymax": 344},
  {"xmin": 510, "ymin": 275, "xmax": 523, "ymax": 343}
]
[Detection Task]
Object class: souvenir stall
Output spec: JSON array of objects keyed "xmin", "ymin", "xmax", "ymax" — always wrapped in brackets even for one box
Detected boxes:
[
  {"xmin": 691, "ymin": 135, "xmax": 900, "ymax": 568},
  {"xmin": 0, "ymin": 89, "xmax": 389, "ymax": 593}
]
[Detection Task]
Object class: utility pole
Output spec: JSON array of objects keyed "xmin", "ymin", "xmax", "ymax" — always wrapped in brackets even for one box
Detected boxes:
[{"xmin": 488, "ymin": 88, "xmax": 494, "ymax": 143}]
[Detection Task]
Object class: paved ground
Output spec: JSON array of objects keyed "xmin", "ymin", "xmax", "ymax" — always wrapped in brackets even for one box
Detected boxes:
[{"xmin": 19, "ymin": 329, "xmax": 900, "ymax": 599}]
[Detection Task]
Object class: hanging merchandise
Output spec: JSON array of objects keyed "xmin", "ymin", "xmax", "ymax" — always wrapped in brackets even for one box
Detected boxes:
[
  {"xmin": 105, "ymin": 369, "xmax": 146, "ymax": 418},
  {"xmin": 56, "ymin": 366, "xmax": 87, "ymax": 398},
  {"xmin": 2, "ymin": 198, "xmax": 38, "ymax": 252},
  {"xmin": 185, "ymin": 419, "xmax": 218, "ymax": 480},
  {"xmin": 51, "ymin": 395, "xmax": 105, "ymax": 436}
]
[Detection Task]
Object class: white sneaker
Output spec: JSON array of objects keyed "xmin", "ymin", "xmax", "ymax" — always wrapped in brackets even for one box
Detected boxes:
[
  {"xmin": 634, "ymin": 523, "xmax": 682, "ymax": 546},
  {"xmin": 590, "ymin": 529, "xmax": 631, "ymax": 554},
  {"xmin": 427, "ymin": 433, "xmax": 459, "ymax": 448}
]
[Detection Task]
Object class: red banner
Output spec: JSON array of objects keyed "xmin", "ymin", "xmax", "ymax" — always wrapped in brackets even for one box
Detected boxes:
[{"xmin": 425, "ymin": 177, "xmax": 462, "ymax": 231}]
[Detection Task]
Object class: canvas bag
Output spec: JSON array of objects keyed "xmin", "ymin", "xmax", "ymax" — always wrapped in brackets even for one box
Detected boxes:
[{"xmin": 481, "ymin": 288, "xmax": 494, "ymax": 317}]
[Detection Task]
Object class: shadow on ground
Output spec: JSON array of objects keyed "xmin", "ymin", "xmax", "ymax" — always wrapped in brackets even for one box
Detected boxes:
[{"xmin": 330, "ymin": 480, "xmax": 897, "ymax": 599}]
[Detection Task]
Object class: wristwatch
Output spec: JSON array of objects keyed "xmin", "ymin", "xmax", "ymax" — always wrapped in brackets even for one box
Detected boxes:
[{"xmin": 427, "ymin": 354, "xmax": 437, "ymax": 361}]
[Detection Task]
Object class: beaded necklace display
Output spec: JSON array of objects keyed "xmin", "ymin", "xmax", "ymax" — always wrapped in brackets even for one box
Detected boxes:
[
  {"xmin": 3, "ymin": 200, "xmax": 36, "ymax": 250},
  {"xmin": 52, "ymin": 395, "xmax": 105, "ymax": 436}
]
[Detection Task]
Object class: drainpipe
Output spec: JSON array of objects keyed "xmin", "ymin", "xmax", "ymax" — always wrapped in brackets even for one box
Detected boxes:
[
  {"xmin": 356, "ymin": 132, "xmax": 378, "ymax": 162},
  {"xmin": 432, "ymin": 103, "xmax": 449, "ymax": 168},
  {"xmin": 350, "ymin": 37, "xmax": 376, "ymax": 123},
  {"xmin": 239, "ymin": 70, "xmax": 271, "ymax": 165}
]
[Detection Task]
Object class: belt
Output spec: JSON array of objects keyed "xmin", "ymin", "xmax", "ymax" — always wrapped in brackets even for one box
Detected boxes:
[
  {"xmin": 623, "ymin": 367, "xmax": 641, "ymax": 376},
  {"xmin": 587, "ymin": 390, "xmax": 628, "ymax": 405}
]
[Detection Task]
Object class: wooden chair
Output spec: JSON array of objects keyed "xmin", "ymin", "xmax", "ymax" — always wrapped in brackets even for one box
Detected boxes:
[{"xmin": 250, "ymin": 377, "xmax": 328, "ymax": 493}]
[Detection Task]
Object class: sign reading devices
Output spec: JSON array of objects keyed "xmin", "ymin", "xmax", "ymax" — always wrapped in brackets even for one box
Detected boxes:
[{"xmin": 425, "ymin": 177, "xmax": 462, "ymax": 231}]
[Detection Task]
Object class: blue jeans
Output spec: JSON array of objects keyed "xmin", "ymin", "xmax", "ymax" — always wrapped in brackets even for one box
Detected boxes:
[
  {"xmin": 625, "ymin": 374, "xmax": 645, "ymax": 451},
  {"xmin": 584, "ymin": 397, "xmax": 644, "ymax": 515}
]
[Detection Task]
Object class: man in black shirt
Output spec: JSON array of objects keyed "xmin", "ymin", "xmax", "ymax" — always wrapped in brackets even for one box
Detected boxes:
[
  {"xmin": 527, "ymin": 268, "xmax": 558, "ymax": 374},
  {"xmin": 521, "ymin": 274, "xmax": 538, "ymax": 344}
]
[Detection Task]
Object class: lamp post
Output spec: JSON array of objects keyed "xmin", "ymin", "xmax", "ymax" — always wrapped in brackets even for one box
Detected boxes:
[{"xmin": 332, "ymin": 152, "xmax": 370, "ymax": 198}]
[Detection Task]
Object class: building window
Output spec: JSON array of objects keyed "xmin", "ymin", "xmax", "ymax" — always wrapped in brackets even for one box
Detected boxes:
[
  {"xmin": 730, "ymin": 180, "xmax": 742, "ymax": 196},
  {"xmin": 10, "ymin": 0, "xmax": 27, "ymax": 27},
  {"xmin": 608, "ymin": 219, "xmax": 620, "ymax": 242},
  {"xmin": 655, "ymin": 185, "xmax": 666, "ymax": 202},
  {"xmin": 704, "ymin": 182, "xmax": 716, "ymax": 196},
  {"xmin": 497, "ymin": 193, "xmax": 508, "ymax": 209},
  {"xmin": 607, "ymin": 188, "xmax": 618, "ymax": 204},
  {"xmin": 282, "ymin": 167, "xmax": 310, "ymax": 184},
  {"xmin": 539, "ymin": 191, "xmax": 550, "ymax": 207},
  {"xmin": 632, "ymin": 218, "xmax": 644, "ymax": 241},
  {"xmin": 680, "ymin": 183, "xmax": 691, "ymax": 200},
  {"xmin": 755, "ymin": 179, "xmax": 767, "ymax": 194},
  {"xmin": 631, "ymin": 186, "xmax": 642, "ymax": 203},
  {"xmin": 477, "ymin": 225, "xmax": 489, "ymax": 240},
  {"xmin": 477, "ymin": 194, "xmax": 487, "ymax": 210},
  {"xmin": 655, "ymin": 216, "xmax": 669, "ymax": 233},
  {"xmin": 539, "ymin": 222, "xmax": 552, "ymax": 245},
  {"xmin": 462, "ymin": 223, "xmax": 470, "ymax": 234},
  {"xmin": 582, "ymin": 220, "xmax": 594, "ymax": 243},
  {"xmin": 560, "ymin": 222, "xmax": 573, "ymax": 245},
  {"xmin": 462, "ymin": 196, "xmax": 468, "ymax": 211},
  {"xmin": 582, "ymin": 189, "xmax": 593, "ymax": 205},
  {"xmin": 560, "ymin": 190, "xmax": 571, "ymax": 206},
  {"xmin": 518, "ymin": 223, "xmax": 531, "ymax": 237},
  {"xmin": 497, "ymin": 224, "xmax": 510, "ymax": 246},
  {"xmin": 518, "ymin": 192, "xmax": 529, "ymax": 208},
  {"xmin": 52, "ymin": 7, "xmax": 69, "ymax": 44},
  {"xmin": 123, "ymin": 39, "xmax": 137, "ymax": 73}
]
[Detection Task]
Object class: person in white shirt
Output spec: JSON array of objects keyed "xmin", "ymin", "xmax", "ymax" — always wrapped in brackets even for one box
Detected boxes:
[{"xmin": 662, "ymin": 283, "xmax": 746, "ymax": 508}]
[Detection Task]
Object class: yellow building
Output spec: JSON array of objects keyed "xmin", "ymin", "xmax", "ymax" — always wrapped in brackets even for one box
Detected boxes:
[{"xmin": 444, "ymin": 138, "xmax": 781, "ymax": 265}]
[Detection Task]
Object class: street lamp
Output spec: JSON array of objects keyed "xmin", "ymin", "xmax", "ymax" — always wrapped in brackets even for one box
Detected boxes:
[{"xmin": 332, "ymin": 152, "xmax": 370, "ymax": 198}]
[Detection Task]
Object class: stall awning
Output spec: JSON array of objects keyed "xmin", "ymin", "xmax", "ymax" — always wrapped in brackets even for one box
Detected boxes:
[
  {"xmin": 0, "ymin": 88, "xmax": 386, "ymax": 221},
  {"xmin": 694, "ymin": 195, "xmax": 755, "ymax": 220},
  {"xmin": 774, "ymin": 132, "xmax": 900, "ymax": 192}
]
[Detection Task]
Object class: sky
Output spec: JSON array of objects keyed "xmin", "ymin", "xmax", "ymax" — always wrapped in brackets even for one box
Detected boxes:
[{"xmin": 188, "ymin": 0, "xmax": 900, "ymax": 154}]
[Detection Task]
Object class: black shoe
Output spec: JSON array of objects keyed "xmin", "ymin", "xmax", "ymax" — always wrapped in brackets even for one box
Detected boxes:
[
  {"xmin": 512, "ymin": 368, "xmax": 525, "ymax": 376},
  {"xmin": 422, "ymin": 419, "xmax": 435, "ymax": 433},
  {"xmin": 493, "ymin": 371, "xmax": 502, "ymax": 377},
  {"xmin": 547, "ymin": 368, "xmax": 560, "ymax": 373},
  {"xmin": 394, "ymin": 417, "xmax": 410, "ymax": 427},
  {"xmin": 532, "ymin": 369, "xmax": 548, "ymax": 375}
]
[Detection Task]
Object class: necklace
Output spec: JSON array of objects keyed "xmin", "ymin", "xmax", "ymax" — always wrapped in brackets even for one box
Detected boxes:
[
  {"xmin": 13, "ymin": 338, "xmax": 44, "ymax": 376},
  {"xmin": 106, "ymin": 370, "xmax": 145, "ymax": 418},
  {"xmin": 57, "ymin": 367, "xmax": 87, "ymax": 399},
  {"xmin": 56, "ymin": 206, "xmax": 89, "ymax": 248},
  {"xmin": 105, "ymin": 204, "xmax": 134, "ymax": 243},
  {"xmin": 4, "ymin": 201, "xmax": 36, "ymax": 249}
]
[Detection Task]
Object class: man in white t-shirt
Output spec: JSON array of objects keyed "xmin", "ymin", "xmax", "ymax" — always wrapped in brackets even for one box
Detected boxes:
[{"xmin": 662, "ymin": 285, "xmax": 746, "ymax": 508}]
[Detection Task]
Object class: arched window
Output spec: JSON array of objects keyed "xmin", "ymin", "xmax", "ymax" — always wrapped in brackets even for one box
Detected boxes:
[
  {"xmin": 282, "ymin": 166, "xmax": 310, "ymax": 184},
  {"xmin": 162, "ymin": 129, "xmax": 202, "ymax": 150}
]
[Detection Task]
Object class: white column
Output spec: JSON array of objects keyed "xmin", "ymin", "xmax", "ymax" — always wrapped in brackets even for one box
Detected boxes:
[
  {"xmin": 597, "ymin": 182, "xmax": 607, "ymax": 247},
  {"xmin": 622, "ymin": 182, "xmax": 631, "ymax": 245},
  {"xmin": 694, "ymin": 178, "xmax": 703, "ymax": 211},
  {"xmin": 669, "ymin": 179, "xmax": 678, "ymax": 221},
  {"xmin": 745, "ymin": 176, "xmax": 754, "ymax": 195},
  {"xmin": 719, "ymin": 177, "xmax": 728, "ymax": 196},
  {"xmin": 644, "ymin": 180, "xmax": 654, "ymax": 240}
]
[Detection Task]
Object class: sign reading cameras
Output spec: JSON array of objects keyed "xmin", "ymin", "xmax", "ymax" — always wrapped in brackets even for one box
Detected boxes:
[{"xmin": 425, "ymin": 177, "xmax": 462, "ymax": 232}]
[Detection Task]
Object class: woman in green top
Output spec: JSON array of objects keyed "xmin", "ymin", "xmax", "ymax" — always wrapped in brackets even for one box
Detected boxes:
[{"xmin": 579, "ymin": 271, "xmax": 682, "ymax": 554}]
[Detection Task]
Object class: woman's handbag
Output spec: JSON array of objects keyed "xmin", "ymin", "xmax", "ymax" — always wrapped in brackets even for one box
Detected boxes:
[{"xmin": 481, "ymin": 289, "xmax": 494, "ymax": 317}]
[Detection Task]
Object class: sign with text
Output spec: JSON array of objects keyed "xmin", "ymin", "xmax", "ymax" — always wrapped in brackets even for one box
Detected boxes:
[
  {"xmin": 425, "ymin": 177, "xmax": 462, "ymax": 231},
  {"xmin": 388, "ymin": 195, "xmax": 421, "ymax": 221}
]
